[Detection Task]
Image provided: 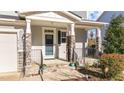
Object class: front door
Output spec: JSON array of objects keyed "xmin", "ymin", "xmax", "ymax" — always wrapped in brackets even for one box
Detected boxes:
[
  {"xmin": 45, "ymin": 34, "xmax": 54, "ymax": 59},
  {"xmin": 42, "ymin": 27, "xmax": 56, "ymax": 59}
]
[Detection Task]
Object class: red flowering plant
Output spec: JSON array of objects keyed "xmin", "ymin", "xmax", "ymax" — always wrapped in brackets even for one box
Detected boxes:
[{"xmin": 99, "ymin": 53, "xmax": 124, "ymax": 80}]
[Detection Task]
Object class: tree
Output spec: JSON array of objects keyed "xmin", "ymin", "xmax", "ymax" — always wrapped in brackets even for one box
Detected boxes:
[{"xmin": 104, "ymin": 15, "xmax": 124, "ymax": 54}]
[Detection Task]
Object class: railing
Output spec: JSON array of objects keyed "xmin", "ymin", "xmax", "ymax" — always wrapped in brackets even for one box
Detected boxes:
[
  {"xmin": 31, "ymin": 49, "xmax": 43, "ymax": 80},
  {"xmin": 72, "ymin": 48, "xmax": 81, "ymax": 68},
  {"xmin": 31, "ymin": 49, "xmax": 43, "ymax": 64},
  {"xmin": 86, "ymin": 47, "xmax": 96, "ymax": 58}
]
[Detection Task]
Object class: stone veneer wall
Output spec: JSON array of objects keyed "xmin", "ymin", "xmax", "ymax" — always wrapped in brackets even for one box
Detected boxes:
[
  {"xmin": 17, "ymin": 28, "xmax": 39, "ymax": 75},
  {"xmin": 66, "ymin": 35, "xmax": 75, "ymax": 62},
  {"xmin": 17, "ymin": 29, "xmax": 24, "ymax": 72},
  {"xmin": 70, "ymin": 35, "xmax": 75, "ymax": 62},
  {"xmin": 25, "ymin": 33, "xmax": 32, "ymax": 76}
]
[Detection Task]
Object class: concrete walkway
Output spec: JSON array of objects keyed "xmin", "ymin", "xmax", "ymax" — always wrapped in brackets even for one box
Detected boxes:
[
  {"xmin": 0, "ymin": 72, "xmax": 21, "ymax": 81},
  {"xmin": 0, "ymin": 59, "xmax": 97, "ymax": 81}
]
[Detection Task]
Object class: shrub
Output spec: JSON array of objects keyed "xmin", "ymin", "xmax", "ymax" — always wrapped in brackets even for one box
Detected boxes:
[{"xmin": 99, "ymin": 54, "xmax": 124, "ymax": 80}]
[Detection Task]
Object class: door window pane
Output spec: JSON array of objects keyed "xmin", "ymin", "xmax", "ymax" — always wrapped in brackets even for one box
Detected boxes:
[{"xmin": 45, "ymin": 34, "xmax": 53, "ymax": 55}]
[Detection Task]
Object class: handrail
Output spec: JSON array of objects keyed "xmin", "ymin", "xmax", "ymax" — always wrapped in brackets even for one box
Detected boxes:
[
  {"xmin": 39, "ymin": 49, "xmax": 44, "ymax": 81},
  {"xmin": 72, "ymin": 48, "xmax": 79, "ymax": 69}
]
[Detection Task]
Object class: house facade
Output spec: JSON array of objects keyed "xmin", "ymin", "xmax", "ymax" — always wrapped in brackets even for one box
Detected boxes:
[{"xmin": 0, "ymin": 11, "xmax": 106, "ymax": 76}]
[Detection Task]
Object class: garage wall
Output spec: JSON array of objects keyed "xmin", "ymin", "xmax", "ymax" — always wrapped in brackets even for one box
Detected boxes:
[
  {"xmin": 0, "ymin": 33, "xmax": 17, "ymax": 72},
  {"xmin": 0, "ymin": 27, "xmax": 24, "ymax": 73}
]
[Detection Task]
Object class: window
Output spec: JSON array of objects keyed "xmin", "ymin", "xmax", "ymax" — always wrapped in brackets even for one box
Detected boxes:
[{"xmin": 61, "ymin": 32, "xmax": 66, "ymax": 43}]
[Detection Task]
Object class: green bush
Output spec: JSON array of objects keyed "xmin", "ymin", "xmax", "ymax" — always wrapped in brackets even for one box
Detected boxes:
[{"xmin": 99, "ymin": 54, "xmax": 124, "ymax": 80}]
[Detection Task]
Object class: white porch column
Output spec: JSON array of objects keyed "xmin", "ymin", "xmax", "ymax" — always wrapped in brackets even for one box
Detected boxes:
[
  {"xmin": 96, "ymin": 27, "xmax": 102, "ymax": 55},
  {"xmin": 71, "ymin": 23, "xmax": 75, "ymax": 36},
  {"xmin": 26, "ymin": 19, "xmax": 31, "ymax": 33},
  {"xmin": 24, "ymin": 19, "xmax": 32, "ymax": 76},
  {"xmin": 66, "ymin": 23, "xmax": 75, "ymax": 62}
]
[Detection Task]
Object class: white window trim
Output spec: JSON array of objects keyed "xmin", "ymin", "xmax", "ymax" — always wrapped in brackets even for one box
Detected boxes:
[{"xmin": 60, "ymin": 29, "xmax": 67, "ymax": 44}]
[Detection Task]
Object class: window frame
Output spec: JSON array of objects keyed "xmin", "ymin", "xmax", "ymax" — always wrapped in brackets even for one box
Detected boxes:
[{"xmin": 60, "ymin": 29, "xmax": 67, "ymax": 44}]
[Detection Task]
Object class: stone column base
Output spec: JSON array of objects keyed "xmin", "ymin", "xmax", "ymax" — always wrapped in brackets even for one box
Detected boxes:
[{"xmin": 66, "ymin": 35, "xmax": 75, "ymax": 62}]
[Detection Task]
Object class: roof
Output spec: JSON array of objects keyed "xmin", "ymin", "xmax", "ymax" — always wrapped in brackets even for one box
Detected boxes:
[
  {"xmin": 69, "ymin": 11, "xmax": 87, "ymax": 19},
  {"xmin": 97, "ymin": 11, "xmax": 106, "ymax": 21},
  {"xmin": 0, "ymin": 11, "xmax": 108, "ymax": 27},
  {"xmin": 0, "ymin": 11, "xmax": 19, "ymax": 20},
  {"xmin": 97, "ymin": 11, "xmax": 124, "ymax": 22}
]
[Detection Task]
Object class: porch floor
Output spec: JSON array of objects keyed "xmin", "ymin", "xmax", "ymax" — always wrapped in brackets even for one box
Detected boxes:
[
  {"xmin": 21, "ymin": 59, "xmax": 86, "ymax": 81},
  {"xmin": 43, "ymin": 59, "xmax": 69, "ymax": 65}
]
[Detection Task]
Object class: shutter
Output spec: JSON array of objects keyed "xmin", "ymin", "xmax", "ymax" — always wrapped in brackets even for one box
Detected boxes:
[{"xmin": 58, "ymin": 30, "xmax": 61, "ymax": 44}]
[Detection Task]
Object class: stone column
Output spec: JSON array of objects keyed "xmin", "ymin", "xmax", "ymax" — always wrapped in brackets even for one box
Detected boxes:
[
  {"xmin": 25, "ymin": 19, "xmax": 32, "ymax": 76},
  {"xmin": 96, "ymin": 27, "xmax": 102, "ymax": 56},
  {"xmin": 66, "ymin": 23, "xmax": 75, "ymax": 62}
]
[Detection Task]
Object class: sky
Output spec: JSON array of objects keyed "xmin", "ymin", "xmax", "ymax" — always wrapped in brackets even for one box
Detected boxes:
[
  {"xmin": 87, "ymin": 11, "xmax": 103, "ymax": 39},
  {"xmin": 88, "ymin": 11, "xmax": 103, "ymax": 20}
]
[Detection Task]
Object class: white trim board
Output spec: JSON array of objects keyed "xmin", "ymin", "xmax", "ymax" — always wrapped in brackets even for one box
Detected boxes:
[{"xmin": 42, "ymin": 27, "xmax": 56, "ymax": 59}]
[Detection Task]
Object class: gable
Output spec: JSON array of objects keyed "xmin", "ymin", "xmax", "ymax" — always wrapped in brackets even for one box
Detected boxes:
[
  {"xmin": 33, "ymin": 12, "xmax": 70, "ymax": 20},
  {"xmin": 26, "ymin": 12, "xmax": 74, "ymax": 23}
]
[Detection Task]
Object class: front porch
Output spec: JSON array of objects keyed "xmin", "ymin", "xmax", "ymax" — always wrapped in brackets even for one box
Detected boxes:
[
  {"xmin": 30, "ymin": 22, "xmax": 102, "ymax": 66},
  {"xmin": 22, "ymin": 11, "xmax": 106, "ymax": 76},
  {"xmin": 21, "ymin": 58, "xmax": 100, "ymax": 81}
]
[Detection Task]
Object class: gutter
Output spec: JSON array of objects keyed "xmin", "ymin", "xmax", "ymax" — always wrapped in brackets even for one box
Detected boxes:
[{"xmin": 0, "ymin": 20, "xmax": 26, "ymax": 26}]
